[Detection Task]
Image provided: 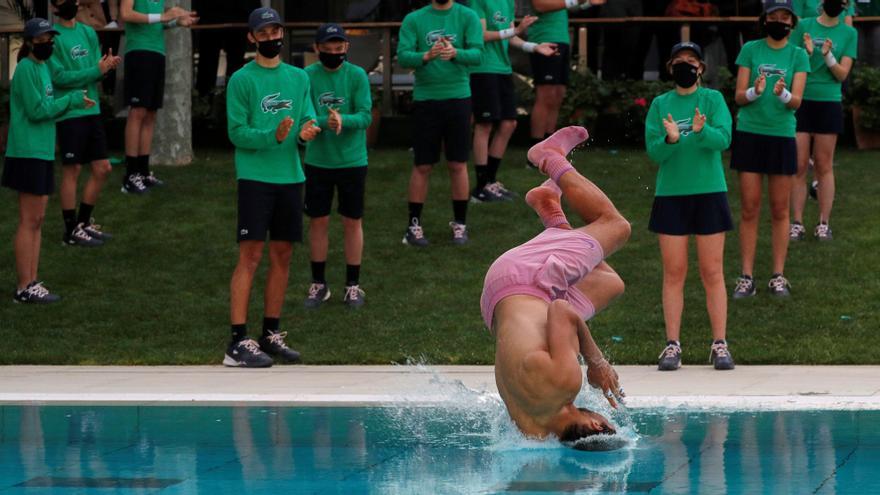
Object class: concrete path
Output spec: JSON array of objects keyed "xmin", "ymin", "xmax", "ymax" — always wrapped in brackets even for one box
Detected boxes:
[{"xmin": 1, "ymin": 365, "xmax": 879, "ymax": 409}]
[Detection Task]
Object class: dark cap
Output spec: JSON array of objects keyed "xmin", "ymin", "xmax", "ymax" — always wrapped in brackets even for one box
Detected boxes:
[
  {"xmin": 248, "ymin": 7, "xmax": 283, "ymax": 32},
  {"xmin": 669, "ymin": 41, "xmax": 704, "ymax": 60},
  {"xmin": 763, "ymin": 0, "xmax": 796, "ymax": 15},
  {"xmin": 23, "ymin": 18, "xmax": 59, "ymax": 39},
  {"xmin": 315, "ymin": 23, "xmax": 348, "ymax": 43}
]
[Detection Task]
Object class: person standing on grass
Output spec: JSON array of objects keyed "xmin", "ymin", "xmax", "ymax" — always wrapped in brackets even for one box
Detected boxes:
[
  {"xmin": 49, "ymin": 0, "xmax": 121, "ymax": 248},
  {"xmin": 118, "ymin": 0, "xmax": 197, "ymax": 194},
  {"xmin": 2, "ymin": 18, "xmax": 94, "ymax": 304},
  {"xmin": 645, "ymin": 42, "xmax": 735, "ymax": 372},
  {"xmin": 729, "ymin": 0, "xmax": 808, "ymax": 299},
  {"xmin": 396, "ymin": 0, "xmax": 484, "ymax": 247},
  {"xmin": 468, "ymin": 0, "xmax": 557, "ymax": 203},
  {"xmin": 790, "ymin": 0, "xmax": 857, "ymax": 242},
  {"xmin": 303, "ymin": 24, "xmax": 372, "ymax": 309},
  {"xmin": 526, "ymin": 0, "xmax": 604, "ymax": 165},
  {"xmin": 223, "ymin": 7, "xmax": 321, "ymax": 368}
]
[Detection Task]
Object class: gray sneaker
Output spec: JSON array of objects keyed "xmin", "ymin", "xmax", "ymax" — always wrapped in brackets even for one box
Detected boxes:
[
  {"xmin": 470, "ymin": 184, "xmax": 506, "ymax": 203},
  {"xmin": 732, "ymin": 275, "xmax": 756, "ymax": 299},
  {"xmin": 343, "ymin": 285, "xmax": 365, "ymax": 308},
  {"xmin": 450, "ymin": 221, "xmax": 468, "ymax": 245},
  {"xmin": 789, "ymin": 221, "xmax": 806, "ymax": 241},
  {"xmin": 814, "ymin": 222, "xmax": 833, "ymax": 241},
  {"xmin": 768, "ymin": 274, "xmax": 791, "ymax": 297},
  {"xmin": 304, "ymin": 283, "xmax": 331, "ymax": 309},
  {"xmin": 402, "ymin": 219, "xmax": 429, "ymax": 247},
  {"xmin": 710, "ymin": 340, "xmax": 735, "ymax": 370},
  {"xmin": 658, "ymin": 341, "xmax": 682, "ymax": 371}
]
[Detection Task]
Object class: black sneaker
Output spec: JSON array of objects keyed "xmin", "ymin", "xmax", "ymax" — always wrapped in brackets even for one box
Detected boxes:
[
  {"xmin": 814, "ymin": 222, "xmax": 833, "ymax": 241},
  {"xmin": 470, "ymin": 184, "xmax": 506, "ymax": 203},
  {"xmin": 223, "ymin": 338, "xmax": 273, "ymax": 368},
  {"xmin": 142, "ymin": 172, "xmax": 164, "ymax": 188},
  {"xmin": 732, "ymin": 275, "xmax": 756, "ymax": 299},
  {"xmin": 768, "ymin": 274, "xmax": 791, "ymax": 297},
  {"xmin": 343, "ymin": 284, "xmax": 365, "ymax": 308},
  {"xmin": 789, "ymin": 221, "xmax": 806, "ymax": 241},
  {"xmin": 83, "ymin": 220, "xmax": 113, "ymax": 241},
  {"xmin": 13, "ymin": 281, "xmax": 61, "ymax": 304},
  {"xmin": 63, "ymin": 223, "xmax": 104, "ymax": 248},
  {"xmin": 304, "ymin": 283, "xmax": 331, "ymax": 309},
  {"xmin": 402, "ymin": 219, "xmax": 429, "ymax": 247},
  {"xmin": 490, "ymin": 182, "xmax": 516, "ymax": 199},
  {"xmin": 450, "ymin": 221, "xmax": 469, "ymax": 245},
  {"xmin": 258, "ymin": 331, "xmax": 301, "ymax": 364},
  {"xmin": 121, "ymin": 173, "xmax": 149, "ymax": 194},
  {"xmin": 710, "ymin": 340, "xmax": 735, "ymax": 370},
  {"xmin": 658, "ymin": 341, "xmax": 682, "ymax": 371}
]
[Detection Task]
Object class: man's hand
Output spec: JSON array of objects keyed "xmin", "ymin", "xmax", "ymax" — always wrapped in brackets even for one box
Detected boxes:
[
  {"xmin": 663, "ymin": 113, "xmax": 680, "ymax": 143},
  {"xmin": 586, "ymin": 358, "xmax": 623, "ymax": 408},
  {"xmin": 276, "ymin": 116, "xmax": 294, "ymax": 143},
  {"xmin": 423, "ymin": 39, "xmax": 445, "ymax": 62},
  {"xmin": 536, "ymin": 42, "xmax": 558, "ymax": 57},
  {"xmin": 327, "ymin": 108, "xmax": 343, "ymax": 135},
  {"xmin": 693, "ymin": 107, "xmax": 706, "ymax": 134},
  {"xmin": 177, "ymin": 11, "xmax": 199, "ymax": 27},
  {"xmin": 299, "ymin": 119, "xmax": 322, "ymax": 142},
  {"xmin": 98, "ymin": 48, "xmax": 122, "ymax": 74},
  {"xmin": 161, "ymin": 6, "xmax": 186, "ymax": 22},
  {"xmin": 516, "ymin": 15, "xmax": 538, "ymax": 35},
  {"xmin": 439, "ymin": 38, "xmax": 457, "ymax": 61}
]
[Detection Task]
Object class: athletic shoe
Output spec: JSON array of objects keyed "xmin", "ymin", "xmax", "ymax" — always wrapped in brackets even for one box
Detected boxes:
[
  {"xmin": 732, "ymin": 275, "xmax": 756, "ymax": 299},
  {"xmin": 258, "ymin": 331, "xmax": 301, "ymax": 363},
  {"xmin": 142, "ymin": 172, "xmax": 164, "ymax": 188},
  {"xmin": 343, "ymin": 285, "xmax": 365, "ymax": 308},
  {"xmin": 657, "ymin": 341, "xmax": 682, "ymax": 371},
  {"xmin": 767, "ymin": 274, "xmax": 791, "ymax": 297},
  {"xmin": 223, "ymin": 338, "xmax": 273, "ymax": 368},
  {"xmin": 63, "ymin": 223, "xmax": 104, "ymax": 248},
  {"xmin": 83, "ymin": 220, "xmax": 113, "ymax": 241},
  {"xmin": 450, "ymin": 221, "xmax": 468, "ymax": 245},
  {"xmin": 104, "ymin": 21, "xmax": 119, "ymax": 28},
  {"xmin": 13, "ymin": 281, "xmax": 61, "ymax": 304},
  {"xmin": 402, "ymin": 219, "xmax": 429, "ymax": 247},
  {"xmin": 789, "ymin": 221, "xmax": 806, "ymax": 241},
  {"xmin": 304, "ymin": 283, "xmax": 331, "ymax": 309},
  {"xmin": 490, "ymin": 182, "xmax": 515, "ymax": 199},
  {"xmin": 470, "ymin": 185, "xmax": 506, "ymax": 203},
  {"xmin": 710, "ymin": 340, "xmax": 735, "ymax": 370},
  {"xmin": 809, "ymin": 180, "xmax": 818, "ymax": 200},
  {"xmin": 814, "ymin": 223, "xmax": 833, "ymax": 241},
  {"xmin": 121, "ymin": 173, "xmax": 148, "ymax": 194}
]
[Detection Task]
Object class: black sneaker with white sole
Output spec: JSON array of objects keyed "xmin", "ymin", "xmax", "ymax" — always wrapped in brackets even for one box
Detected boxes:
[
  {"xmin": 13, "ymin": 281, "xmax": 61, "ymax": 304},
  {"xmin": 767, "ymin": 274, "xmax": 791, "ymax": 297},
  {"xmin": 658, "ymin": 341, "xmax": 682, "ymax": 371},
  {"xmin": 63, "ymin": 223, "xmax": 104, "ymax": 247},
  {"xmin": 814, "ymin": 222, "xmax": 833, "ymax": 241},
  {"xmin": 343, "ymin": 285, "xmax": 365, "ymax": 308},
  {"xmin": 223, "ymin": 338, "xmax": 273, "ymax": 368},
  {"xmin": 490, "ymin": 182, "xmax": 515, "ymax": 199},
  {"xmin": 470, "ymin": 185, "xmax": 505, "ymax": 203},
  {"xmin": 121, "ymin": 173, "xmax": 149, "ymax": 194},
  {"xmin": 142, "ymin": 172, "xmax": 164, "ymax": 188},
  {"xmin": 258, "ymin": 331, "xmax": 301, "ymax": 363},
  {"xmin": 304, "ymin": 283, "xmax": 331, "ymax": 309},
  {"xmin": 403, "ymin": 219, "xmax": 429, "ymax": 247},
  {"xmin": 83, "ymin": 220, "xmax": 113, "ymax": 241},
  {"xmin": 710, "ymin": 340, "xmax": 735, "ymax": 370},
  {"xmin": 450, "ymin": 221, "xmax": 468, "ymax": 245}
]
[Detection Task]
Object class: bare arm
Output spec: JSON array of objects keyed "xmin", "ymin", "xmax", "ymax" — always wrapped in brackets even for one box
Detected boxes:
[
  {"xmin": 830, "ymin": 56, "xmax": 854, "ymax": 82},
  {"xmin": 119, "ymin": 0, "xmax": 180, "ymax": 24},
  {"xmin": 734, "ymin": 65, "xmax": 756, "ymax": 106},
  {"xmin": 544, "ymin": 300, "xmax": 588, "ymax": 392},
  {"xmin": 786, "ymin": 71, "xmax": 807, "ymax": 110}
]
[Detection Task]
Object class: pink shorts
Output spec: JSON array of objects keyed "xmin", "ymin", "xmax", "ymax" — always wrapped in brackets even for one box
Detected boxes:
[{"xmin": 480, "ymin": 228, "xmax": 605, "ymax": 330}]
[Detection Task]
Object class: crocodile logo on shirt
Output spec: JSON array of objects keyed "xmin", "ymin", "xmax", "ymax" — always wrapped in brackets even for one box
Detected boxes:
[
  {"xmin": 70, "ymin": 44, "xmax": 89, "ymax": 59},
  {"xmin": 676, "ymin": 118, "xmax": 693, "ymax": 137},
  {"xmin": 261, "ymin": 93, "xmax": 293, "ymax": 114},
  {"xmin": 492, "ymin": 11, "xmax": 510, "ymax": 25},
  {"xmin": 426, "ymin": 29, "xmax": 457, "ymax": 46},
  {"xmin": 45, "ymin": 84, "xmax": 53, "ymax": 98},
  {"xmin": 318, "ymin": 92, "xmax": 345, "ymax": 108},
  {"xmin": 810, "ymin": 37, "xmax": 835, "ymax": 51},
  {"xmin": 757, "ymin": 64, "xmax": 787, "ymax": 78}
]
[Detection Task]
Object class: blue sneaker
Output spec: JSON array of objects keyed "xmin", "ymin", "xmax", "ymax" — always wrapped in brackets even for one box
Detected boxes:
[{"xmin": 710, "ymin": 340, "xmax": 735, "ymax": 370}]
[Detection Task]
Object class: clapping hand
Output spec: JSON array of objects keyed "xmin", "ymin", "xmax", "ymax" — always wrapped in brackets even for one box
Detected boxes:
[
  {"xmin": 327, "ymin": 108, "xmax": 343, "ymax": 136},
  {"xmin": 663, "ymin": 113, "xmax": 680, "ymax": 143},
  {"xmin": 177, "ymin": 10, "xmax": 199, "ymax": 27},
  {"xmin": 773, "ymin": 76, "xmax": 787, "ymax": 96},
  {"xmin": 83, "ymin": 94, "xmax": 96, "ymax": 109},
  {"xmin": 424, "ymin": 38, "xmax": 445, "ymax": 62},
  {"xmin": 516, "ymin": 15, "xmax": 538, "ymax": 35},
  {"xmin": 693, "ymin": 107, "xmax": 706, "ymax": 134},
  {"xmin": 803, "ymin": 33, "xmax": 814, "ymax": 56},
  {"xmin": 299, "ymin": 119, "xmax": 322, "ymax": 142},
  {"xmin": 821, "ymin": 38, "xmax": 833, "ymax": 56},
  {"xmin": 276, "ymin": 116, "xmax": 294, "ymax": 143},
  {"xmin": 98, "ymin": 48, "xmax": 122, "ymax": 74},
  {"xmin": 754, "ymin": 73, "xmax": 767, "ymax": 95},
  {"xmin": 536, "ymin": 42, "xmax": 558, "ymax": 57},
  {"xmin": 439, "ymin": 37, "xmax": 457, "ymax": 61}
]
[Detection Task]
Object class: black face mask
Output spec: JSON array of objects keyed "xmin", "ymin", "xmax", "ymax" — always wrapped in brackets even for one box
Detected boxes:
[
  {"xmin": 257, "ymin": 38, "xmax": 283, "ymax": 59},
  {"xmin": 32, "ymin": 41, "xmax": 55, "ymax": 61},
  {"xmin": 435, "ymin": 0, "xmax": 451, "ymax": 4},
  {"xmin": 672, "ymin": 61, "xmax": 700, "ymax": 88},
  {"xmin": 319, "ymin": 51, "xmax": 346, "ymax": 70},
  {"xmin": 55, "ymin": 1, "xmax": 79, "ymax": 21},
  {"xmin": 764, "ymin": 20, "xmax": 792, "ymax": 41},
  {"xmin": 823, "ymin": 0, "xmax": 844, "ymax": 17}
]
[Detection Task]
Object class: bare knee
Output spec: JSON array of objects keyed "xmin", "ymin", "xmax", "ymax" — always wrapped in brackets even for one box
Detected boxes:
[
  {"xmin": 413, "ymin": 165, "xmax": 432, "ymax": 177},
  {"xmin": 238, "ymin": 246, "xmax": 263, "ymax": 272},
  {"xmin": 269, "ymin": 244, "xmax": 293, "ymax": 266},
  {"xmin": 447, "ymin": 162, "xmax": 467, "ymax": 175},
  {"xmin": 342, "ymin": 217, "xmax": 362, "ymax": 232},
  {"xmin": 740, "ymin": 200, "xmax": 761, "ymax": 223},
  {"xmin": 770, "ymin": 200, "xmax": 789, "ymax": 222},
  {"xmin": 128, "ymin": 107, "xmax": 147, "ymax": 122},
  {"xmin": 664, "ymin": 262, "xmax": 688, "ymax": 286},
  {"xmin": 698, "ymin": 263, "xmax": 724, "ymax": 285},
  {"xmin": 92, "ymin": 161, "xmax": 112, "ymax": 179},
  {"xmin": 309, "ymin": 216, "xmax": 330, "ymax": 231},
  {"xmin": 498, "ymin": 119, "xmax": 517, "ymax": 134}
]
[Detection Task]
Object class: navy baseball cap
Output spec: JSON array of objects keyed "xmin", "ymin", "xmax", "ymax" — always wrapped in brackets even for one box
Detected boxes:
[
  {"xmin": 248, "ymin": 7, "xmax": 283, "ymax": 32},
  {"xmin": 315, "ymin": 23, "xmax": 348, "ymax": 43},
  {"xmin": 23, "ymin": 18, "xmax": 59, "ymax": 38},
  {"xmin": 763, "ymin": 0, "xmax": 796, "ymax": 15},
  {"xmin": 670, "ymin": 41, "xmax": 704, "ymax": 60}
]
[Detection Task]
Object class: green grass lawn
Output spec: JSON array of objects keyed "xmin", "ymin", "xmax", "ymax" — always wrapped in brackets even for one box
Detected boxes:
[{"xmin": 1, "ymin": 147, "xmax": 878, "ymax": 365}]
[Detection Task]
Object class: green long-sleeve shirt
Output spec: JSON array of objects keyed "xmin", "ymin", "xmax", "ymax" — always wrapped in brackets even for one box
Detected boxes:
[
  {"xmin": 6, "ymin": 58, "xmax": 85, "ymax": 161},
  {"xmin": 304, "ymin": 61, "xmax": 372, "ymax": 169},
  {"xmin": 125, "ymin": 0, "xmax": 165, "ymax": 55},
  {"xmin": 645, "ymin": 87, "xmax": 732, "ymax": 197},
  {"xmin": 226, "ymin": 61, "xmax": 316, "ymax": 184},
  {"xmin": 49, "ymin": 21, "xmax": 102, "ymax": 121},
  {"xmin": 397, "ymin": 3, "xmax": 484, "ymax": 101}
]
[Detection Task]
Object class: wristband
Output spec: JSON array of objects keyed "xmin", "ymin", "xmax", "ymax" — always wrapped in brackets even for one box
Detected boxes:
[
  {"xmin": 579, "ymin": 0, "xmax": 593, "ymax": 9},
  {"xmin": 498, "ymin": 28, "xmax": 515, "ymax": 40},
  {"xmin": 824, "ymin": 51, "xmax": 838, "ymax": 68},
  {"xmin": 521, "ymin": 41, "xmax": 537, "ymax": 53},
  {"xmin": 565, "ymin": 0, "xmax": 579, "ymax": 9},
  {"xmin": 745, "ymin": 87, "xmax": 759, "ymax": 102},
  {"xmin": 165, "ymin": 18, "xmax": 178, "ymax": 28},
  {"xmin": 148, "ymin": 13, "xmax": 161, "ymax": 24},
  {"xmin": 777, "ymin": 88, "xmax": 793, "ymax": 104}
]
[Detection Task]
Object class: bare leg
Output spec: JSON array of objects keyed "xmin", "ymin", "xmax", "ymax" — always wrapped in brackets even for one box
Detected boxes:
[
  {"xmin": 489, "ymin": 120, "xmax": 517, "ymax": 159},
  {"xmin": 309, "ymin": 216, "xmax": 330, "ymax": 264},
  {"xmin": 559, "ymin": 171, "xmax": 631, "ymax": 258},
  {"xmin": 15, "ymin": 194, "xmax": 48, "ymax": 290},
  {"xmin": 737, "ymin": 172, "xmax": 763, "ymax": 277},
  {"xmin": 82, "ymin": 160, "xmax": 112, "ymax": 205},
  {"xmin": 791, "ymin": 133, "xmax": 811, "ymax": 224},
  {"xmin": 659, "ymin": 234, "xmax": 689, "ymax": 343},
  {"xmin": 472, "ymin": 122, "xmax": 492, "ymax": 166},
  {"xmin": 812, "ymin": 134, "xmax": 837, "ymax": 224},
  {"xmin": 696, "ymin": 233, "xmax": 727, "ymax": 341},
  {"xmin": 544, "ymin": 85, "xmax": 566, "ymax": 134},
  {"xmin": 59, "ymin": 165, "xmax": 81, "ymax": 211},
  {"xmin": 125, "ymin": 107, "xmax": 146, "ymax": 157},
  {"xmin": 408, "ymin": 165, "xmax": 432, "ymax": 203},
  {"xmin": 138, "ymin": 110, "xmax": 157, "ymax": 156},
  {"xmin": 571, "ymin": 262, "xmax": 625, "ymax": 315},
  {"xmin": 530, "ymin": 86, "xmax": 554, "ymax": 139},
  {"xmin": 768, "ymin": 175, "xmax": 792, "ymax": 275},
  {"xmin": 342, "ymin": 217, "xmax": 363, "ymax": 266},
  {"xmin": 264, "ymin": 241, "xmax": 293, "ymax": 318},
  {"xmin": 448, "ymin": 161, "xmax": 469, "ymax": 201},
  {"xmin": 230, "ymin": 241, "xmax": 264, "ymax": 325}
]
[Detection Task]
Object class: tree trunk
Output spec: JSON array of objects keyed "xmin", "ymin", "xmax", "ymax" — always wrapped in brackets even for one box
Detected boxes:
[{"xmin": 153, "ymin": 0, "xmax": 193, "ymax": 166}]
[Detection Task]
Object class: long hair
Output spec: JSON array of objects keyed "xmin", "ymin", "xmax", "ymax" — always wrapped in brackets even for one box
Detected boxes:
[{"xmin": 17, "ymin": 37, "xmax": 32, "ymax": 62}]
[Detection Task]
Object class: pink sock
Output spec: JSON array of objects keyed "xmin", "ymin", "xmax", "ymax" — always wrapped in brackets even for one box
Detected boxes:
[
  {"xmin": 526, "ymin": 126, "xmax": 589, "ymax": 181},
  {"xmin": 541, "ymin": 179, "xmax": 562, "ymax": 196},
  {"xmin": 525, "ymin": 185, "xmax": 569, "ymax": 229}
]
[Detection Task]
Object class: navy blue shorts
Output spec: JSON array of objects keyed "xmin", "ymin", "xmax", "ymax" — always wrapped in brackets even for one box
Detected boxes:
[
  {"xmin": 470, "ymin": 73, "xmax": 517, "ymax": 122},
  {"xmin": 730, "ymin": 130, "xmax": 797, "ymax": 176},
  {"xmin": 531, "ymin": 43, "xmax": 570, "ymax": 86},
  {"xmin": 237, "ymin": 179, "xmax": 303, "ymax": 243},
  {"xmin": 796, "ymin": 100, "xmax": 844, "ymax": 135},
  {"xmin": 412, "ymin": 98, "xmax": 471, "ymax": 165},
  {"xmin": 649, "ymin": 192, "xmax": 734, "ymax": 236},
  {"xmin": 1, "ymin": 157, "xmax": 54, "ymax": 196}
]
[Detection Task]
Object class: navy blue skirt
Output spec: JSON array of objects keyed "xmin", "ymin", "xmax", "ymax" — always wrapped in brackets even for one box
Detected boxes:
[
  {"xmin": 649, "ymin": 192, "xmax": 734, "ymax": 236},
  {"xmin": 730, "ymin": 130, "xmax": 797, "ymax": 176}
]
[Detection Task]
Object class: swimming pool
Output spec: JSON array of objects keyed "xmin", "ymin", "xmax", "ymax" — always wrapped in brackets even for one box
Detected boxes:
[{"xmin": 1, "ymin": 404, "xmax": 878, "ymax": 494}]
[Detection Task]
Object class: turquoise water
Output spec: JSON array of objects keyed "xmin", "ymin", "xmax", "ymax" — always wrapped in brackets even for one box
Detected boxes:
[{"xmin": 1, "ymin": 405, "xmax": 878, "ymax": 494}]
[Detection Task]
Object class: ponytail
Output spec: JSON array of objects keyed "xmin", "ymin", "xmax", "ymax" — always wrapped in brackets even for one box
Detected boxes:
[{"xmin": 17, "ymin": 38, "xmax": 32, "ymax": 62}]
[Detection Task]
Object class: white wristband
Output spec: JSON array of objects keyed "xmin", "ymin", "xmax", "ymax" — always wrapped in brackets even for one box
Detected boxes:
[
  {"xmin": 498, "ymin": 28, "xmax": 515, "ymax": 40},
  {"xmin": 148, "ymin": 13, "xmax": 161, "ymax": 24},
  {"xmin": 777, "ymin": 88, "xmax": 793, "ymax": 104},
  {"xmin": 824, "ymin": 51, "xmax": 838, "ymax": 68},
  {"xmin": 521, "ymin": 42, "xmax": 537, "ymax": 53},
  {"xmin": 745, "ymin": 87, "xmax": 759, "ymax": 102},
  {"xmin": 579, "ymin": 0, "xmax": 593, "ymax": 9},
  {"xmin": 565, "ymin": 0, "xmax": 579, "ymax": 9}
]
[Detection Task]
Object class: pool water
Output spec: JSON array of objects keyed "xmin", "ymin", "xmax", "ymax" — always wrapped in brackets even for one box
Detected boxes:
[{"xmin": 1, "ymin": 404, "xmax": 878, "ymax": 494}]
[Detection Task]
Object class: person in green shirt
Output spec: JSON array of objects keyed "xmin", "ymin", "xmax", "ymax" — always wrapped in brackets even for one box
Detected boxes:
[
  {"xmin": 469, "ymin": 0, "xmax": 556, "ymax": 203},
  {"xmin": 730, "ymin": 0, "xmax": 809, "ymax": 299},
  {"xmin": 223, "ymin": 7, "xmax": 321, "ymax": 368},
  {"xmin": 1, "ymin": 18, "xmax": 93, "ymax": 304},
  {"xmin": 794, "ymin": 0, "xmax": 856, "ymax": 23},
  {"xmin": 645, "ymin": 42, "xmax": 735, "ymax": 372},
  {"xmin": 527, "ymin": 0, "xmax": 604, "ymax": 155},
  {"xmin": 397, "ymin": 0, "xmax": 484, "ymax": 246},
  {"xmin": 790, "ymin": 1, "xmax": 858, "ymax": 241},
  {"xmin": 119, "ymin": 0, "xmax": 197, "ymax": 193},
  {"xmin": 49, "ymin": 0, "xmax": 121, "ymax": 248},
  {"xmin": 302, "ymin": 24, "xmax": 372, "ymax": 310}
]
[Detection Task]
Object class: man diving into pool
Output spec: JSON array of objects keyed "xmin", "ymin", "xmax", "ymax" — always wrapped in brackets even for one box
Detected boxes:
[{"xmin": 482, "ymin": 126, "xmax": 630, "ymax": 445}]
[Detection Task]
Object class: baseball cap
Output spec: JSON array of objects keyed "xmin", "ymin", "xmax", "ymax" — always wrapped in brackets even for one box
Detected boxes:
[
  {"xmin": 763, "ymin": 0, "xmax": 796, "ymax": 15},
  {"xmin": 315, "ymin": 23, "xmax": 348, "ymax": 43},
  {"xmin": 669, "ymin": 41, "xmax": 704, "ymax": 60},
  {"xmin": 248, "ymin": 7, "xmax": 283, "ymax": 32},
  {"xmin": 23, "ymin": 18, "xmax": 59, "ymax": 39}
]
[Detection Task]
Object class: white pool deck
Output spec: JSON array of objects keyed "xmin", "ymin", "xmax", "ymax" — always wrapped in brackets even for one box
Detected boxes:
[{"xmin": 1, "ymin": 365, "xmax": 879, "ymax": 410}]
